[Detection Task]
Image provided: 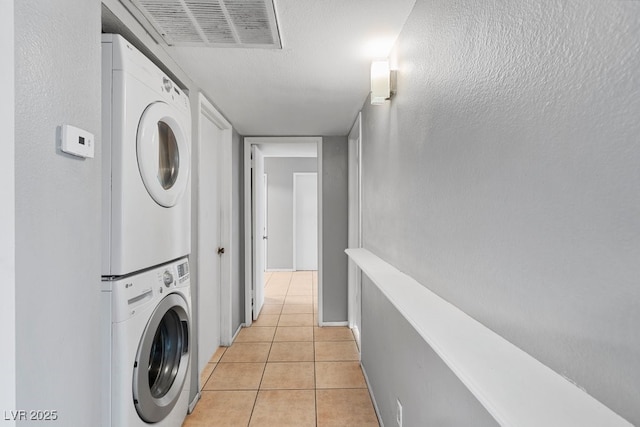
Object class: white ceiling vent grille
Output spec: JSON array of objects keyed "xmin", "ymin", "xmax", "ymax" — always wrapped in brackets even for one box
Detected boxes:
[{"xmin": 130, "ymin": 0, "xmax": 282, "ymax": 48}]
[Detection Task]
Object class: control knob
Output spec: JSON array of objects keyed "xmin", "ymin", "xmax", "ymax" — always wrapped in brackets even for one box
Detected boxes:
[
  {"xmin": 162, "ymin": 77, "xmax": 172, "ymax": 93},
  {"xmin": 163, "ymin": 271, "xmax": 174, "ymax": 287}
]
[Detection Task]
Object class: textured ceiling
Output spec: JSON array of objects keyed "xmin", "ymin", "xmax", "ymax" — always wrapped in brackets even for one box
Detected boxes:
[{"xmin": 163, "ymin": 0, "xmax": 416, "ymax": 136}]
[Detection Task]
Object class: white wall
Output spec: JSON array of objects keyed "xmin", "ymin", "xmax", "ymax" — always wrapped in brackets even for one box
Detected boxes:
[
  {"xmin": 1, "ymin": 0, "xmax": 15, "ymax": 422},
  {"xmin": 15, "ymin": 1, "xmax": 102, "ymax": 425},
  {"xmin": 360, "ymin": 0, "xmax": 640, "ymax": 424},
  {"xmin": 264, "ymin": 157, "xmax": 317, "ymax": 270}
]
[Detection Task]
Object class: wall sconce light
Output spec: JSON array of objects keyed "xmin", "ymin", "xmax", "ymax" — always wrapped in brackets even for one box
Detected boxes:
[{"xmin": 370, "ymin": 60, "xmax": 394, "ymax": 105}]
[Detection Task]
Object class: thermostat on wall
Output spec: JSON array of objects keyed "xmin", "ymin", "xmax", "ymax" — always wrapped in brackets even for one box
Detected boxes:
[{"xmin": 60, "ymin": 124, "xmax": 94, "ymax": 158}]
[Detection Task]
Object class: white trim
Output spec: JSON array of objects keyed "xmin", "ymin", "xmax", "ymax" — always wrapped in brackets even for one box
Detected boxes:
[
  {"xmin": 345, "ymin": 248, "xmax": 632, "ymax": 427},
  {"xmin": 319, "ymin": 321, "xmax": 348, "ymax": 327},
  {"xmin": 263, "ymin": 173, "xmax": 268, "ymax": 270},
  {"xmin": 266, "ymin": 268, "xmax": 295, "ymax": 272},
  {"xmin": 244, "ymin": 137, "xmax": 322, "ymax": 327},
  {"xmin": 0, "ymin": 4, "xmax": 15, "ymax": 422},
  {"xmin": 317, "ymin": 138, "xmax": 323, "ymax": 326},
  {"xmin": 249, "ymin": 145, "xmax": 266, "ymax": 321},
  {"xmin": 188, "ymin": 392, "xmax": 201, "ymax": 414},
  {"xmin": 292, "ymin": 174, "xmax": 296, "ymax": 271},
  {"xmin": 361, "ymin": 364, "xmax": 384, "ymax": 427},
  {"xmin": 243, "ymin": 139, "xmax": 252, "ymax": 326},
  {"xmin": 231, "ymin": 323, "xmax": 244, "ymax": 343},
  {"xmin": 347, "ymin": 112, "xmax": 363, "ymax": 349},
  {"xmin": 197, "ymin": 93, "xmax": 234, "ymax": 346},
  {"xmin": 352, "ymin": 325, "xmax": 361, "ymax": 352}
]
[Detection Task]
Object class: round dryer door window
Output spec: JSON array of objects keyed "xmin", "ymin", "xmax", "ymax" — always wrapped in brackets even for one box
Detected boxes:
[
  {"xmin": 137, "ymin": 102, "xmax": 190, "ymax": 207},
  {"xmin": 133, "ymin": 293, "xmax": 190, "ymax": 423}
]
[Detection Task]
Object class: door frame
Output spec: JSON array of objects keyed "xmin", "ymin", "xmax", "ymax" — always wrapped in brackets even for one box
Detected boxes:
[
  {"xmin": 293, "ymin": 172, "xmax": 318, "ymax": 271},
  {"xmin": 196, "ymin": 93, "xmax": 233, "ymax": 347},
  {"xmin": 244, "ymin": 137, "xmax": 322, "ymax": 326},
  {"xmin": 250, "ymin": 145, "xmax": 266, "ymax": 320},
  {"xmin": 347, "ymin": 113, "xmax": 363, "ymax": 347}
]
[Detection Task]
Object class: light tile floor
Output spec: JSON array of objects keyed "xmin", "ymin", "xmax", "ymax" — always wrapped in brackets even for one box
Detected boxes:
[{"xmin": 183, "ymin": 271, "xmax": 379, "ymax": 427}]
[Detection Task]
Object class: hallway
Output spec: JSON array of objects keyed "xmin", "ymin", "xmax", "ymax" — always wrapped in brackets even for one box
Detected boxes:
[{"xmin": 182, "ymin": 271, "xmax": 379, "ymax": 426}]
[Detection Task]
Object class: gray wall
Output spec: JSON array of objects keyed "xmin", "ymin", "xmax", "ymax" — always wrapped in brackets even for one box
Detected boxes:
[
  {"xmin": 264, "ymin": 157, "xmax": 317, "ymax": 270},
  {"xmin": 232, "ymin": 129, "xmax": 245, "ymax": 331},
  {"xmin": 15, "ymin": 1, "xmax": 102, "ymax": 425},
  {"xmin": 361, "ymin": 277, "xmax": 497, "ymax": 427},
  {"xmin": 360, "ymin": 0, "xmax": 640, "ymax": 424},
  {"xmin": 321, "ymin": 137, "xmax": 349, "ymax": 323}
]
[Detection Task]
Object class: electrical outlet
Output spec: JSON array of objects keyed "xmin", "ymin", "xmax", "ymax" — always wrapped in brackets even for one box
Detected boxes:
[{"xmin": 396, "ymin": 398, "xmax": 403, "ymax": 427}]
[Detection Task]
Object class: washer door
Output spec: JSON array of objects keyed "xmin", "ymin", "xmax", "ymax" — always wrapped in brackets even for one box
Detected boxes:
[
  {"xmin": 133, "ymin": 293, "xmax": 190, "ymax": 423},
  {"xmin": 137, "ymin": 102, "xmax": 190, "ymax": 207}
]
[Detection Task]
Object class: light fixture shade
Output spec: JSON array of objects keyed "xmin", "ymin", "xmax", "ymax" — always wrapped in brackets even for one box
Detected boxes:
[{"xmin": 371, "ymin": 60, "xmax": 390, "ymax": 105}]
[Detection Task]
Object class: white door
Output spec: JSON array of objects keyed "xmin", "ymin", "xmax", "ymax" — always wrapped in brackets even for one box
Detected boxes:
[
  {"xmin": 348, "ymin": 114, "xmax": 362, "ymax": 348},
  {"xmin": 294, "ymin": 173, "xmax": 318, "ymax": 270},
  {"xmin": 197, "ymin": 115, "xmax": 221, "ymax": 375},
  {"xmin": 263, "ymin": 174, "xmax": 268, "ymax": 270},
  {"xmin": 252, "ymin": 146, "xmax": 266, "ymax": 319}
]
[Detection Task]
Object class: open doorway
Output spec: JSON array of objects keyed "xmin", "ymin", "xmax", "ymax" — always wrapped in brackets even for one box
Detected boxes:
[{"xmin": 243, "ymin": 137, "xmax": 322, "ymax": 326}]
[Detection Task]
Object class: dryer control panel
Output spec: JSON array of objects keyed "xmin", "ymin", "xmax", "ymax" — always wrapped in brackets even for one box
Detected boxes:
[{"xmin": 177, "ymin": 260, "xmax": 190, "ymax": 284}]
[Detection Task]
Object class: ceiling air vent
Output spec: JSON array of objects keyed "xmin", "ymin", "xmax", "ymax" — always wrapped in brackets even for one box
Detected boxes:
[{"xmin": 128, "ymin": 0, "xmax": 282, "ymax": 48}]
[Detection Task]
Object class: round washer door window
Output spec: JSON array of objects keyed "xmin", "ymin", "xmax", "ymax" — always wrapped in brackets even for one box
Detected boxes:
[
  {"xmin": 137, "ymin": 102, "xmax": 190, "ymax": 207},
  {"xmin": 133, "ymin": 293, "xmax": 190, "ymax": 423}
]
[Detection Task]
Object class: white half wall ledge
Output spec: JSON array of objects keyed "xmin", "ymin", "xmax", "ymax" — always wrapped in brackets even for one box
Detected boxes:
[{"xmin": 345, "ymin": 248, "xmax": 632, "ymax": 427}]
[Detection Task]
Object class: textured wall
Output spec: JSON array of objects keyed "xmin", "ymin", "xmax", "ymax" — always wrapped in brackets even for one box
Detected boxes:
[
  {"xmin": 264, "ymin": 157, "xmax": 318, "ymax": 270},
  {"xmin": 360, "ymin": 0, "xmax": 640, "ymax": 424},
  {"xmin": 321, "ymin": 137, "xmax": 349, "ymax": 322},
  {"xmin": 15, "ymin": 1, "xmax": 102, "ymax": 425}
]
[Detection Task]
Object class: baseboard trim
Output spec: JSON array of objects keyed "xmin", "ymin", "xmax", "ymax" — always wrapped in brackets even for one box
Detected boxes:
[
  {"xmin": 361, "ymin": 363, "xmax": 384, "ymax": 427},
  {"xmin": 188, "ymin": 392, "xmax": 201, "ymax": 414},
  {"xmin": 231, "ymin": 324, "xmax": 244, "ymax": 343},
  {"xmin": 319, "ymin": 321, "xmax": 348, "ymax": 327}
]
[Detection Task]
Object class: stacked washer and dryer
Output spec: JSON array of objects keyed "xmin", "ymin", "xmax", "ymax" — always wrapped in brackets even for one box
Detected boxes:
[{"xmin": 101, "ymin": 34, "xmax": 193, "ymax": 427}]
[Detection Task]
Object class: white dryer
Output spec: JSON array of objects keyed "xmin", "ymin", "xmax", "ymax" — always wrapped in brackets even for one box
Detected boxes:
[
  {"xmin": 102, "ymin": 257, "xmax": 192, "ymax": 427},
  {"xmin": 102, "ymin": 34, "xmax": 191, "ymax": 277}
]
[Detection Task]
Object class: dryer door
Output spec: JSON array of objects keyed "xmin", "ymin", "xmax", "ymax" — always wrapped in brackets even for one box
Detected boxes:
[
  {"xmin": 137, "ymin": 102, "xmax": 190, "ymax": 207},
  {"xmin": 133, "ymin": 293, "xmax": 190, "ymax": 423}
]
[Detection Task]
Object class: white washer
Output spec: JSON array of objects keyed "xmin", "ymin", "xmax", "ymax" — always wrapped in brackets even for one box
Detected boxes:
[
  {"xmin": 102, "ymin": 257, "xmax": 192, "ymax": 427},
  {"xmin": 102, "ymin": 34, "xmax": 191, "ymax": 277}
]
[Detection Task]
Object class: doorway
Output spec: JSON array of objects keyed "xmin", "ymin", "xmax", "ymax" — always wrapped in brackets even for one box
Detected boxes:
[
  {"xmin": 244, "ymin": 137, "xmax": 322, "ymax": 326},
  {"xmin": 195, "ymin": 94, "xmax": 233, "ymax": 383}
]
